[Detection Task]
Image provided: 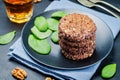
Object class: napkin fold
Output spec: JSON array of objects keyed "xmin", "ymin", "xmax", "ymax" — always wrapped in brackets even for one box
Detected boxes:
[{"xmin": 8, "ymin": 0, "xmax": 120, "ymax": 80}]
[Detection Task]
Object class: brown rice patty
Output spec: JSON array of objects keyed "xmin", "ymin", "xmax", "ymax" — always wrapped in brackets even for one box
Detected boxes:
[
  {"xmin": 58, "ymin": 13, "xmax": 96, "ymax": 42},
  {"xmin": 59, "ymin": 35, "xmax": 95, "ymax": 47},
  {"xmin": 59, "ymin": 32, "xmax": 95, "ymax": 42},
  {"xmin": 59, "ymin": 38, "xmax": 96, "ymax": 60},
  {"xmin": 62, "ymin": 50, "xmax": 93, "ymax": 60},
  {"xmin": 59, "ymin": 31, "xmax": 95, "ymax": 42},
  {"xmin": 58, "ymin": 13, "xmax": 96, "ymax": 60},
  {"xmin": 59, "ymin": 40, "xmax": 95, "ymax": 55},
  {"xmin": 59, "ymin": 40, "xmax": 96, "ymax": 50}
]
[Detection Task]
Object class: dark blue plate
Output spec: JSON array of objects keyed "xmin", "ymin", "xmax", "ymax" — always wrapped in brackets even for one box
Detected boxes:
[{"xmin": 21, "ymin": 9, "xmax": 114, "ymax": 69}]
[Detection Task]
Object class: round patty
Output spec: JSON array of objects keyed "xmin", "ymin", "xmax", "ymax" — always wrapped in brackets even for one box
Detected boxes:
[{"xmin": 58, "ymin": 13, "xmax": 96, "ymax": 60}]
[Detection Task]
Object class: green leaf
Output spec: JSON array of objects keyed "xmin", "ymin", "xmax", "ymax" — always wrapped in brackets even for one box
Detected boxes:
[
  {"xmin": 28, "ymin": 34, "xmax": 51, "ymax": 54},
  {"xmin": 34, "ymin": 16, "xmax": 48, "ymax": 32},
  {"xmin": 31, "ymin": 26, "xmax": 52, "ymax": 39},
  {"xmin": 47, "ymin": 18, "xmax": 59, "ymax": 31},
  {"xmin": 51, "ymin": 31, "xmax": 59, "ymax": 43},
  {"xmin": 51, "ymin": 11, "xmax": 67, "ymax": 19},
  {"xmin": 0, "ymin": 31, "xmax": 16, "ymax": 44},
  {"xmin": 101, "ymin": 63, "xmax": 116, "ymax": 78}
]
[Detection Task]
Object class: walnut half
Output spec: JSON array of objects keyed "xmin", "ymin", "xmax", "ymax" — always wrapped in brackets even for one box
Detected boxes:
[
  {"xmin": 45, "ymin": 77, "xmax": 55, "ymax": 80},
  {"xmin": 34, "ymin": 0, "xmax": 41, "ymax": 3},
  {"xmin": 11, "ymin": 67, "xmax": 27, "ymax": 80}
]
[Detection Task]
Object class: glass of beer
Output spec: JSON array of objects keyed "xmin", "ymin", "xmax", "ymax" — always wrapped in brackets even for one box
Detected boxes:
[{"xmin": 3, "ymin": 0, "xmax": 34, "ymax": 23}]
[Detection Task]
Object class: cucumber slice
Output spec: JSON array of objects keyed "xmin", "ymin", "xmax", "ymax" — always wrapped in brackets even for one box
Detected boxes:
[
  {"xmin": 101, "ymin": 63, "xmax": 116, "ymax": 78},
  {"xmin": 47, "ymin": 18, "xmax": 59, "ymax": 31},
  {"xmin": 34, "ymin": 16, "xmax": 48, "ymax": 32},
  {"xmin": 0, "ymin": 30, "xmax": 16, "ymax": 44},
  {"xmin": 31, "ymin": 26, "xmax": 52, "ymax": 39},
  {"xmin": 51, "ymin": 11, "xmax": 67, "ymax": 19},
  {"xmin": 51, "ymin": 31, "xmax": 59, "ymax": 43},
  {"xmin": 28, "ymin": 34, "xmax": 51, "ymax": 54}
]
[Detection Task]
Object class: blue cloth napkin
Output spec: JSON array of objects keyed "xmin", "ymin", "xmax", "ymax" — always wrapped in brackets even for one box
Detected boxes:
[{"xmin": 8, "ymin": 0, "xmax": 120, "ymax": 80}]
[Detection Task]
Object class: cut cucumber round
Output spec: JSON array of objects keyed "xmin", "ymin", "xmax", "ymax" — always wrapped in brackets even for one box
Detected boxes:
[
  {"xmin": 101, "ymin": 63, "xmax": 116, "ymax": 78},
  {"xmin": 47, "ymin": 18, "xmax": 59, "ymax": 31},
  {"xmin": 0, "ymin": 30, "xmax": 16, "ymax": 45},
  {"xmin": 51, "ymin": 31, "xmax": 59, "ymax": 43},
  {"xmin": 31, "ymin": 26, "xmax": 52, "ymax": 39},
  {"xmin": 34, "ymin": 16, "xmax": 48, "ymax": 32},
  {"xmin": 28, "ymin": 34, "xmax": 51, "ymax": 54},
  {"xmin": 51, "ymin": 11, "xmax": 67, "ymax": 19}
]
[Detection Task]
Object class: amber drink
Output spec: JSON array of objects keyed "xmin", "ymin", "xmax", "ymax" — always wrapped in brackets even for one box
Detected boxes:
[{"xmin": 3, "ymin": 0, "xmax": 34, "ymax": 23}]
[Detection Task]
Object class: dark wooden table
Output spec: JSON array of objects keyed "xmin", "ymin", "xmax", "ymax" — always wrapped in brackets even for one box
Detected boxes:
[{"xmin": 0, "ymin": 0, "xmax": 120, "ymax": 80}]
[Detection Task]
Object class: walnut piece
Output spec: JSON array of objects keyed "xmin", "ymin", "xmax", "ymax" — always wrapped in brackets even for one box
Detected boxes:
[
  {"xmin": 11, "ymin": 67, "xmax": 27, "ymax": 80},
  {"xmin": 45, "ymin": 77, "xmax": 55, "ymax": 80},
  {"xmin": 34, "ymin": 0, "xmax": 41, "ymax": 3}
]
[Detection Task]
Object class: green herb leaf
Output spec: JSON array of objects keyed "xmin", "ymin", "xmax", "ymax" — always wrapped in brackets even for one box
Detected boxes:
[
  {"xmin": 0, "ymin": 30, "xmax": 16, "ymax": 45},
  {"xmin": 28, "ymin": 34, "xmax": 51, "ymax": 54},
  {"xmin": 34, "ymin": 16, "xmax": 48, "ymax": 32},
  {"xmin": 51, "ymin": 31, "xmax": 59, "ymax": 43},
  {"xmin": 47, "ymin": 18, "xmax": 59, "ymax": 31},
  {"xmin": 101, "ymin": 63, "xmax": 116, "ymax": 78},
  {"xmin": 31, "ymin": 26, "xmax": 52, "ymax": 40}
]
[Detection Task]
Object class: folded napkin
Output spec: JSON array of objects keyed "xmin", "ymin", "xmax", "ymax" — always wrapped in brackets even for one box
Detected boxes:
[{"xmin": 8, "ymin": 0, "xmax": 120, "ymax": 80}]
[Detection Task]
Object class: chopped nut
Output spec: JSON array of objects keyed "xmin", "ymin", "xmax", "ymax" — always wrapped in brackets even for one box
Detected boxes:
[
  {"xmin": 34, "ymin": 0, "xmax": 41, "ymax": 3},
  {"xmin": 45, "ymin": 77, "xmax": 55, "ymax": 80},
  {"xmin": 11, "ymin": 67, "xmax": 27, "ymax": 80}
]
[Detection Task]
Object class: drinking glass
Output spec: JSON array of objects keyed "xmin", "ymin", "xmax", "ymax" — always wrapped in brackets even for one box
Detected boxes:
[{"xmin": 3, "ymin": 0, "xmax": 34, "ymax": 23}]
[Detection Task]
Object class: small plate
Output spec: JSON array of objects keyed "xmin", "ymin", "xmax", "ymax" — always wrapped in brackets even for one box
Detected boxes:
[{"xmin": 21, "ymin": 9, "xmax": 114, "ymax": 69}]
